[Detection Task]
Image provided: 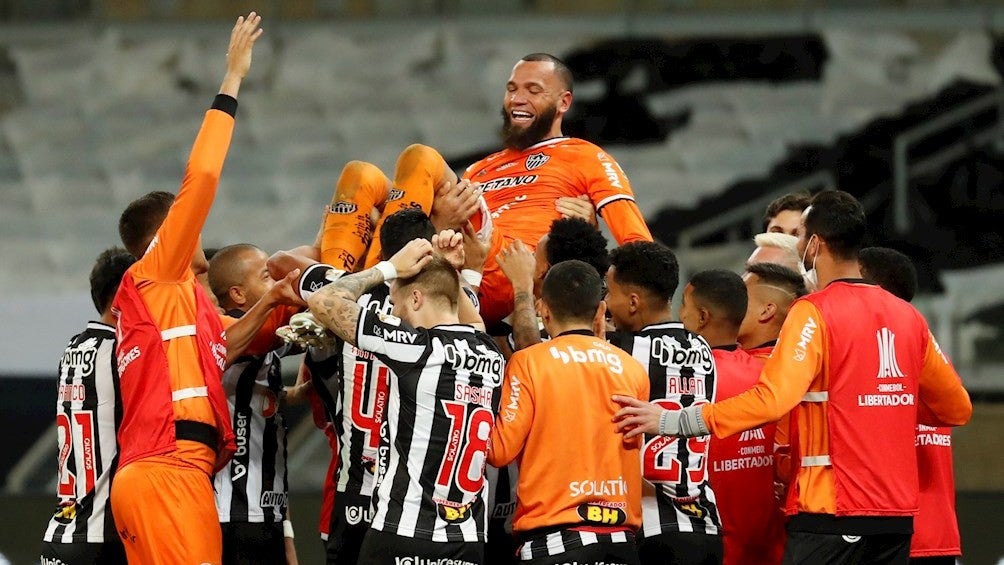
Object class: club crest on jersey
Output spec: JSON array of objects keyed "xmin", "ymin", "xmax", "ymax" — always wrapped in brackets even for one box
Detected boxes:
[
  {"xmin": 525, "ymin": 152, "xmax": 549, "ymax": 170},
  {"xmin": 328, "ymin": 201, "xmax": 358, "ymax": 215},
  {"xmin": 437, "ymin": 500, "xmax": 475, "ymax": 523},
  {"xmin": 388, "ymin": 188, "xmax": 405, "ymax": 202}
]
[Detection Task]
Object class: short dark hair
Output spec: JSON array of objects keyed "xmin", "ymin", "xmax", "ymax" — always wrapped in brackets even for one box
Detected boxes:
[
  {"xmin": 608, "ymin": 241, "xmax": 679, "ymax": 303},
  {"xmin": 521, "ymin": 53, "xmax": 574, "ymax": 93},
  {"xmin": 859, "ymin": 247, "xmax": 918, "ymax": 302},
  {"xmin": 688, "ymin": 269, "xmax": 748, "ymax": 330},
  {"xmin": 763, "ymin": 192, "xmax": 811, "ymax": 231},
  {"xmin": 546, "ymin": 218, "xmax": 609, "ymax": 277},
  {"xmin": 744, "ymin": 262, "xmax": 808, "ymax": 299},
  {"xmin": 542, "ymin": 260, "xmax": 604, "ymax": 323},
  {"xmin": 118, "ymin": 191, "xmax": 175, "ymax": 258},
  {"xmin": 804, "ymin": 190, "xmax": 867, "ymax": 261},
  {"xmin": 399, "ymin": 255, "xmax": 460, "ymax": 311},
  {"xmin": 208, "ymin": 243, "xmax": 262, "ymax": 304},
  {"xmin": 90, "ymin": 247, "xmax": 136, "ymax": 314},
  {"xmin": 380, "ymin": 208, "xmax": 436, "ymax": 260}
]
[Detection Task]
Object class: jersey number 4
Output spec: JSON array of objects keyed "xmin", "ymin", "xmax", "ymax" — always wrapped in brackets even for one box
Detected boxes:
[
  {"xmin": 643, "ymin": 399, "xmax": 709, "ymax": 484},
  {"xmin": 56, "ymin": 411, "xmax": 97, "ymax": 498},
  {"xmin": 437, "ymin": 401, "xmax": 494, "ymax": 494},
  {"xmin": 350, "ymin": 361, "xmax": 390, "ymax": 451}
]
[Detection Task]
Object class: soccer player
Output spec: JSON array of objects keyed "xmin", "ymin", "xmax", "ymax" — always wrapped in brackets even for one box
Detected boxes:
[
  {"xmin": 487, "ymin": 260, "xmax": 649, "ymax": 565},
  {"xmin": 763, "ymin": 192, "xmax": 811, "ymax": 236},
  {"xmin": 738, "ymin": 262, "xmax": 807, "ymax": 356},
  {"xmin": 208, "ymin": 244, "xmax": 303, "ymax": 565},
  {"xmin": 324, "ymin": 53, "xmax": 652, "ymax": 329},
  {"xmin": 108, "ymin": 15, "xmax": 275, "ymax": 564},
  {"xmin": 614, "ymin": 190, "xmax": 973, "ymax": 565},
  {"xmin": 736, "ymin": 261, "xmax": 808, "ymax": 506},
  {"xmin": 679, "ymin": 269, "xmax": 785, "ymax": 565},
  {"xmin": 604, "ymin": 241, "xmax": 722, "ymax": 565},
  {"xmin": 859, "ymin": 247, "xmax": 961, "ymax": 565},
  {"xmin": 306, "ymin": 233, "xmax": 504, "ymax": 565},
  {"xmin": 303, "ymin": 208, "xmax": 437, "ymax": 565},
  {"xmin": 498, "ymin": 217, "xmax": 611, "ymax": 353},
  {"xmin": 40, "ymin": 248, "xmax": 134, "ymax": 565}
]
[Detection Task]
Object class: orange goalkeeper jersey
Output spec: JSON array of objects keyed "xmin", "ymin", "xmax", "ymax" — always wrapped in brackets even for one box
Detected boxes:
[
  {"xmin": 463, "ymin": 137, "xmax": 652, "ymax": 246},
  {"xmin": 487, "ymin": 330, "xmax": 650, "ymax": 534}
]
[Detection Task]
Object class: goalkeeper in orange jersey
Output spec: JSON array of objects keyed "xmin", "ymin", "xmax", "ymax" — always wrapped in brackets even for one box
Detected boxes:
[{"xmin": 320, "ymin": 53, "xmax": 652, "ymax": 331}]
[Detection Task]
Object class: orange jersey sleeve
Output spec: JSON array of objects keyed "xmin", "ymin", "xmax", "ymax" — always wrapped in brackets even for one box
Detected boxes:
[
  {"xmin": 916, "ymin": 331, "xmax": 972, "ymax": 427},
  {"xmin": 487, "ymin": 354, "xmax": 535, "ymax": 468},
  {"xmin": 133, "ymin": 107, "xmax": 235, "ymax": 282},
  {"xmin": 126, "ymin": 102, "xmax": 236, "ymax": 433},
  {"xmin": 597, "ymin": 199, "xmax": 652, "ymax": 245},
  {"xmin": 704, "ymin": 300, "xmax": 826, "ymax": 439}
]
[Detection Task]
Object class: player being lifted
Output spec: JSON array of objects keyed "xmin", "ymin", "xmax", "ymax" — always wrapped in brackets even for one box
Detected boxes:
[{"xmin": 321, "ymin": 53, "xmax": 652, "ymax": 329}]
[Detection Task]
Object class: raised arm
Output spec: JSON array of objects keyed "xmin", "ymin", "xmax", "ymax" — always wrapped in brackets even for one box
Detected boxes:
[
  {"xmin": 496, "ymin": 240, "xmax": 541, "ymax": 351},
  {"xmin": 137, "ymin": 13, "xmax": 263, "ymax": 281}
]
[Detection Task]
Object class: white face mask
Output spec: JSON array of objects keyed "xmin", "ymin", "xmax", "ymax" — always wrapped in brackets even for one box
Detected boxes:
[{"xmin": 800, "ymin": 234, "xmax": 819, "ymax": 290}]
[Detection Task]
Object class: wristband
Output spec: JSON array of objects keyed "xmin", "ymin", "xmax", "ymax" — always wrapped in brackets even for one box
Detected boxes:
[
  {"xmin": 460, "ymin": 269, "xmax": 483, "ymax": 288},
  {"xmin": 283, "ymin": 519, "xmax": 295, "ymax": 539},
  {"xmin": 658, "ymin": 409, "xmax": 672, "ymax": 436},
  {"xmin": 298, "ymin": 263, "xmax": 335, "ymax": 302},
  {"xmin": 374, "ymin": 260, "xmax": 398, "ymax": 281}
]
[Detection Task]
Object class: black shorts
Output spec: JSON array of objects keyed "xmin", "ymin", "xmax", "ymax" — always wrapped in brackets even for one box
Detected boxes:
[
  {"xmin": 324, "ymin": 491, "xmax": 373, "ymax": 565},
  {"xmin": 782, "ymin": 531, "xmax": 911, "ymax": 565},
  {"xmin": 221, "ymin": 522, "xmax": 285, "ymax": 565},
  {"xmin": 40, "ymin": 540, "xmax": 127, "ymax": 565},
  {"xmin": 908, "ymin": 557, "xmax": 958, "ymax": 565},
  {"xmin": 523, "ymin": 542, "xmax": 639, "ymax": 565},
  {"xmin": 486, "ymin": 519, "xmax": 518, "ymax": 565},
  {"xmin": 637, "ymin": 531, "xmax": 723, "ymax": 565},
  {"xmin": 358, "ymin": 528, "xmax": 483, "ymax": 565}
]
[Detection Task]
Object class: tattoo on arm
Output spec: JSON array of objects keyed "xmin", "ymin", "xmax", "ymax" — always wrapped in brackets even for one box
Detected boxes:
[
  {"xmin": 308, "ymin": 268, "xmax": 385, "ymax": 346},
  {"xmin": 511, "ymin": 290, "xmax": 542, "ymax": 351}
]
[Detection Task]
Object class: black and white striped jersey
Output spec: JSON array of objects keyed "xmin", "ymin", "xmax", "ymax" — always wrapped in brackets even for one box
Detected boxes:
[
  {"xmin": 608, "ymin": 322, "xmax": 721, "ymax": 537},
  {"xmin": 355, "ymin": 308, "xmax": 504, "ymax": 543},
  {"xmin": 214, "ymin": 338, "xmax": 295, "ymax": 524},
  {"xmin": 43, "ymin": 322, "xmax": 121, "ymax": 545},
  {"xmin": 306, "ymin": 283, "xmax": 393, "ymax": 505}
]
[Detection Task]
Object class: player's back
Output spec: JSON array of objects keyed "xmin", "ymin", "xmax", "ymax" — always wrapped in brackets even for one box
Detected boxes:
[
  {"xmin": 608, "ymin": 322, "xmax": 721, "ymax": 537},
  {"xmin": 43, "ymin": 322, "xmax": 121, "ymax": 546},
  {"xmin": 502, "ymin": 332, "xmax": 649, "ymax": 534},
  {"xmin": 214, "ymin": 340, "xmax": 293, "ymax": 524},
  {"xmin": 708, "ymin": 347, "xmax": 784, "ymax": 565}
]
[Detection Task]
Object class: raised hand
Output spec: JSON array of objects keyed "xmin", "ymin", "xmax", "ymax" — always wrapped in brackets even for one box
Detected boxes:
[
  {"xmin": 496, "ymin": 239, "xmax": 536, "ymax": 293},
  {"xmin": 432, "ymin": 229, "xmax": 465, "ymax": 271},
  {"xmin": 220, "ymin": 11, "xmax": 264, "ymax": 98}
]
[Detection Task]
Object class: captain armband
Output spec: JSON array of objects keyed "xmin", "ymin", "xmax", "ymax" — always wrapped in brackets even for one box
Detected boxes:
[{"xmin": 298, "ymin": 263, "xmax": 345, "ymax": 302}]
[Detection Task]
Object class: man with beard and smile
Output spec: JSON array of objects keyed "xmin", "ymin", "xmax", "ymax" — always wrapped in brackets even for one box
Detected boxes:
[{"xmin": 320, "ymin": 53, "xmax": 652, "ymax": 331}]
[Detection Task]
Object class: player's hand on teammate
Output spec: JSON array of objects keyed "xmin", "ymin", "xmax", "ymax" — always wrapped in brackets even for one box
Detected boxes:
[
  {"xmin": 389, "ymin": 238, "xmax": 434, "ymax": 279},
  {"xmin": 611, "ymin": 395, "xmax": 664, "ymax": 439},
  {"xmin": 431, "ymin": 180, "xmax": 482, "ymax": 231},
  {"xmin": 612, "ymin": 396, "xmax": 709, "ymax": 439},
  {"xmin": 496, "ymin": 240, "xmax": 536, "ymax": 293},
  {"xmin": 266, "ymin": 267, "xmax": 307, "ymax": 307},
  {"xmin": 556, "ymin": 195, "xmax": 597, "ymax": 228},
  {"xmin": 432, "ymin": 229, "xmax": 465, "ymax": 271}
]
